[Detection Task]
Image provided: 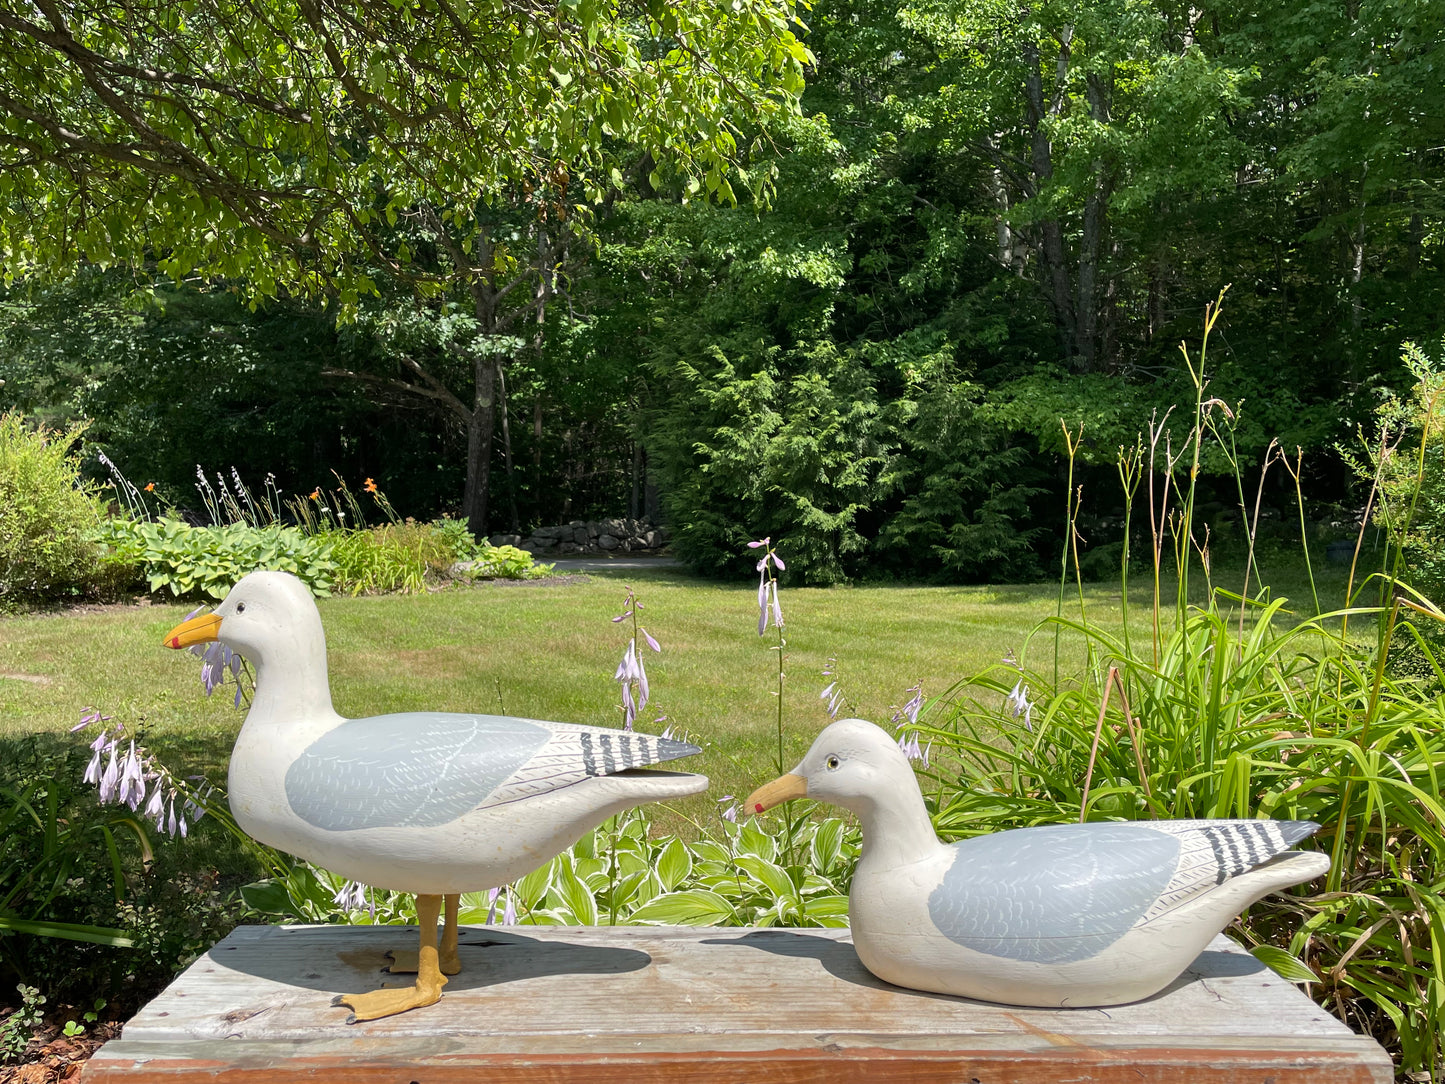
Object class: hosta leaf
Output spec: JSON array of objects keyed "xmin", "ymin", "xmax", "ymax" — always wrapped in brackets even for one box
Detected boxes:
[
  {"xmin": 553, "ymin": 861, "xmax": 598, "ymax": 925},
  {"xmin": 628, "ymin": 889, "xmax": 736, "ymax": 926},
  {"xmin": 656, "ymin": 837, "xmax": 692, "ymax": 891},
  {"xmin": 1250, "ymin": 945, "xmax": 1318, "ymax": 983}
]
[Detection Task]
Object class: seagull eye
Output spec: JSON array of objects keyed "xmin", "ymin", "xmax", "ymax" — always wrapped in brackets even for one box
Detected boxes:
[
  {"xmin": 235, "ymin": 603, "xmax": 246, "ymax": 614},
  {"xmin": 825, "ymin": 755, "xmax": 841, "ymax": 771}
]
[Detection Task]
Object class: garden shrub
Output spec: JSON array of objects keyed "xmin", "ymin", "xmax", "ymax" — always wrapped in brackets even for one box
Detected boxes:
[
  {"xmin": 326, "ymin": 521, "xmax": 453, "ymax": 595},
  {"xmin": 0, "ymin": 413, "xmax": 128, "ymax": 609},
  {"xmin": 93, "ymin": 509, "xmax": 552, "ymax": 600},
  {"xmin": 1369, "ymin": 338, "xmax": 1445, "ymax": 614},
  {"xmin": 0, "ymin": 737, "xmax": 237, "ymax": 1016},
  {"xmin": 93, "ymin": 517, "xmax": 339, "ymax": 598}
]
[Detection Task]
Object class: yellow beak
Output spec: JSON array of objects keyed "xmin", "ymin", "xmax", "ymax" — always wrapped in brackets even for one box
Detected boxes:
[
  {"xmin": 744, "ymin": 772, "xmax": 807, "ymax": 817},
  {"xmin": 163, "ymin": 612, "xmax": 223, "ymax": 650}
]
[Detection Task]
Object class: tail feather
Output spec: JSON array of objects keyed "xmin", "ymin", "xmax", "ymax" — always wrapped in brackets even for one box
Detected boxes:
[
  {"xmin": 1277, "ymin": 820, "xmax": 1321, "ymax": 848},
  {"xmin": 655, "ymin": 737, "xmax": 703, "ymax": 764}
]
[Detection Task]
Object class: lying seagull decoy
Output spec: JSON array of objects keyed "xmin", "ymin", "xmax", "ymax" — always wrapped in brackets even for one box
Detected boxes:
[
  {"xmin": 163, "ymin": 570, "xmax": 706, "ymax": 1023},
  {"xmin": 745, "ymin": 718, "xmax": 1329, "ymax": 1008}
]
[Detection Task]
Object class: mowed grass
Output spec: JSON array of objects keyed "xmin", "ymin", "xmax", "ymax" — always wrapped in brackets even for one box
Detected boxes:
[{"xmin": 0, "ymin": 557, "xmax": 1356, "ymax": 844}]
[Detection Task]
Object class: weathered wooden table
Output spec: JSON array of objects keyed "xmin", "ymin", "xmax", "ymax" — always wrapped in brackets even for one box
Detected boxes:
[{"xmin": 84, "ymin": 924, "xmax": 1392, "ymax": 1083}]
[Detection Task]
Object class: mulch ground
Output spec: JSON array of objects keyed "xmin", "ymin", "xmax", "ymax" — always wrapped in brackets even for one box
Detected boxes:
[{"xmin": 0, "ymin": 1021, "xmax": 122, "ymax": 1083}]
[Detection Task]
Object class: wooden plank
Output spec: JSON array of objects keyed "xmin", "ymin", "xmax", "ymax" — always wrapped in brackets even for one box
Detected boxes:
[{"xmin": 84, "ymin": 925, "xmax": 1393, "ymax": 1083}]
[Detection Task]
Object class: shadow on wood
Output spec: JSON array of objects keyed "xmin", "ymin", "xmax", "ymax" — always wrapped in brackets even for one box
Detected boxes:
[{"xmin": 211, "ymin": 926, "xmax": 651, "ymax": 994}]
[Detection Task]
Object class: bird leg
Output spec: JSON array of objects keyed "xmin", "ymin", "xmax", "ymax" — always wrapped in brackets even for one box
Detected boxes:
[
  {"xmin": 335, "ymin": 894, "xmax": 447, "ymax": 1022},
  {"xmin": 385, "ymin": 893, "xmax": 462, "ymax": 976}
]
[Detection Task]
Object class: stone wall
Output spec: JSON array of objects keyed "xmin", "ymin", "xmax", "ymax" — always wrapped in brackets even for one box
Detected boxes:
[{"xmin": 490, "ymin": 518, "xmax": 669, "ymax": 557}]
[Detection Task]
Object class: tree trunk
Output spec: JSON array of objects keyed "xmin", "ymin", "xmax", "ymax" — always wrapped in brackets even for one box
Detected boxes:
[
  {"xmin": 1074, "ymin": 69, "xmax": 1114, "ymax": 372},
  {"xmin": 1021, "ymin": 38, "xmax": 1077, "ymax": 357},
  {"xmin": 462, "ymin": 354, "xmax": 498, "ymax": 537},
  {"xmin": 498, "ymin": 365, "xmax": 520, "ymax": 532}
]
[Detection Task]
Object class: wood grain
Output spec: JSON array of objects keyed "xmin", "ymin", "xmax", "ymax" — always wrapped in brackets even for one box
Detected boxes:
[{"xmin": 83, "ymin": 925, "xmax": 1393, "ymax": 1083}]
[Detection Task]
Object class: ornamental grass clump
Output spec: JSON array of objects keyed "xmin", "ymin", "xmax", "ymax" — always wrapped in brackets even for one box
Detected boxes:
[{"xmin": 912, "ymin": 299, "xmax": 1445, "ymax": 1079}]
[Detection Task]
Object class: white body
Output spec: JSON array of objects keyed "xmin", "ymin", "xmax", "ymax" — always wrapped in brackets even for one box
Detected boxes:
[
  {"xmin": 849, "ymin": 838, "xmax": 1326, "ymax": 1007},
  {"xmin": 768, "ymin": 719, "xmax": 1329, "ymax": 1008},
  {"xmin": 208, "ymin": 571, "xmax": 706, "ymax": 895}
]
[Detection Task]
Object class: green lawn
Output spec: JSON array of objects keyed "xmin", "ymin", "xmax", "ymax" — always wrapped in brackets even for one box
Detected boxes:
[{"xmin": 0, "ymin": 557, "xmax": 1356, "ymax": 841}]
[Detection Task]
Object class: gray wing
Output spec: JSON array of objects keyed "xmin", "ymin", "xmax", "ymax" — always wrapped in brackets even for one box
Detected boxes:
[
  {"xmin": 927, "ymin": 823, "xmax": 1181, "ymax": 964},
  {"xmin": 477, "ymin": 724, "xmax": 701, "ymax": 810},
  {"xmin": 285, "ymin": 713, "xmax": 699, "ymax": 832}
]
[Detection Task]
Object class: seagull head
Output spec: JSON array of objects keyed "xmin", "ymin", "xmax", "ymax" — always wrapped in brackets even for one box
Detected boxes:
[
  {"xmin": 744, "ymin": 718, "xmax": 916, "ymax": 819},
  {"xmin": 162, "ymin": 570, "xmax": 324, "ymax": 668}
]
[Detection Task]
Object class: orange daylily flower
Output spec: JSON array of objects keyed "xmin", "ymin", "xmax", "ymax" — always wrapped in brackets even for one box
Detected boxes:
[
  {"xmin": 144, "ymin": 483, "xmax": 155, "ymax": 492},
  {"xmin": 309, "ymin": 488, "xmax": 320, "ymax": 500},
  {"xmin": 363, "ymin": 477, "xmax": 377, "ymax": 493}
]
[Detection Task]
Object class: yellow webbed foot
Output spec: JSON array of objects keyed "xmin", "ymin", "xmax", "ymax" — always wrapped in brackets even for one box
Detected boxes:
[
  {"xmin": 336, "ymin": 893, "xmax": 448, "ymax": 1022},
  {"xmin": 332, "ymin": 973, "xmax": 447, "ymax": 1023},
  {"xmin": 385, "ymin": 947, "xmax": 461, "ymax": 976}
]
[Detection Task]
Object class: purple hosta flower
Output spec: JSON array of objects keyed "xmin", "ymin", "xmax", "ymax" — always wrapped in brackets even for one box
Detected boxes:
[
  {"xmin": 748, "ymin": 538, "xmax": 786, "ymax": 571},
  {"xmin": 717, "ymin": 795, "xmax": 739, "ymax": 823},
  {"xmin": 751, "ymin": 538, "xmax": 785, "ymax": 635},
  {"xmin": 198, "ymin": 641, "xmax": 230, "ymax": 696},
  {"xmin": 897, "ymin": 731, "xmax": 931, "ymax": 768},
  {"xmin": 484, "ymin": 885, "xmax": 517, "ymax": 925},
  {"xmin": 333, "ymin": 880, "xmax": 369, "ymax": 913},
  {"xmin": 183, "ymin": 784, "xmax": 212, "ymax": 826},
  {"xmin": 83, "ymin": 729, "xmax": 117, "ymax": 785},
  {"xmin": 72, "ymin": 707, "xmax": 112, "ymax": 733},
  {"xmin": 892, "ymin": 682, "xmax": 924, "ymax": 729},
  {"xmin": 820, "ymin": 657, "xmax": 848, "ymax": 719},
  {"xmin": 1005, "ymin": 680, "xmax": 1034, "ymax": 732},
  {"xmin": 116, "ymin": 742, "xmax": 147, "ymax": 810},
  {"xmin": 612, "ymin": 588, "xmax": 659, "ymax": 732},
  {"xmin": 751, "ymin": 540, "xmax": 786, "ymax": 635},
  {"xmin": 97, "ymin": 740, "xmax": 121, "ymax": 803},
  {"xmin": 144, "ymin": 784, "xmax": 166, "ymax": 823},
  {"xmin": 614, "ymin": 640, "xmax": 650, "ymax": 731},
  {"xmin": 756, "ymin": 575, "xmax": 783, "ymax": 635}
]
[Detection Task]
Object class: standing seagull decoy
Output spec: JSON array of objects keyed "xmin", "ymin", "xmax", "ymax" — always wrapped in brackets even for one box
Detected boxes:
[
  {"xmin": 163, "ymin": 570, "xmax": 706, "ymax": 1022},
  {"xmin": 746, "ymin": 718, "xmax": 1329, "ymax": 1007}
]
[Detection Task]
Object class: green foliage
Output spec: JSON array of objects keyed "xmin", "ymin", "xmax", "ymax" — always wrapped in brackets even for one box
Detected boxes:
[
  {"xmin": 243, "ymin": 808, "xmax": 859, "ymax": 931},
  {"xmin": 0, "ymin": 0, "xmax": 808, "ymax": 310},
  {"xmin": 924, "ymin": 600, "xmax": 1445, "ymax": 1076},
  {"xmin": 0, "ymin": 413, "xmax": 126, "ymax": 609},
  {"xmin": 1367, "ymin": 339, "xmax": 1445, "ymax": 615},
  {"xmin": 0, "ymin": 984, "xmax": 44, "ymax": 1064},
  {"xmin": 458, "ymin": 545, "xmax": 555, "ymax": 582},
  {"xmin": 914, "ymin": 328, "xmax": 1445, "ymax": 1079},
  {"xmin": 93, "ymin": 517, "xmax": 339, "ymax": 599},
  {"xmin": 0, "ymin": 742, "xmax": 160, "ymax": 1009},
  {"xmin": 649, "ymin": 337, "xmax": 890, "ymax": 583},
  {"xmin": 326, "ymin": 522, "xmax": 453, "ymax": 596},
  {"xmin": 90, "ymin": 508, "xmax": 551, "ymax": 600}
]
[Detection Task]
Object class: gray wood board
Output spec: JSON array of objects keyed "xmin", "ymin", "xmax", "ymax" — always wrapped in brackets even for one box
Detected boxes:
[{"xmin": 85, "ymin": 924, "xmax": 1393, "ymax": 1083}]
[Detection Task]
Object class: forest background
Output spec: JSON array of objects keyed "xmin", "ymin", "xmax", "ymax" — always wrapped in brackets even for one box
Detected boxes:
[{"xmin": 2, "ymin": 0, "xmax": 1443, "ymax": 583}]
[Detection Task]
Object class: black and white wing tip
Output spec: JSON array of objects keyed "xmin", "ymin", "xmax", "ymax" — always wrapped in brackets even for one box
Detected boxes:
[
  {"xmin": 1276, "ymin": 820, "xmax": 1321, "ymax": 848},
  {"xmin": 654, "ymin": 736, "xmax": 703, "ymax": 763}
]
